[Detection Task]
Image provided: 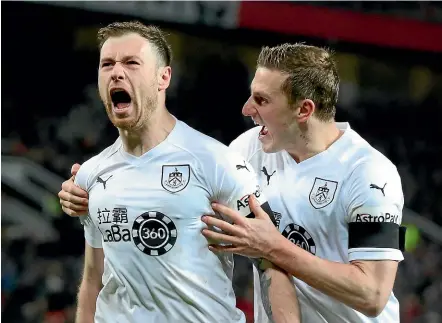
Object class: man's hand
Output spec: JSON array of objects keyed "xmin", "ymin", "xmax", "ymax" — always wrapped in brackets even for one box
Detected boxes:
[
  {"xmin": 201, "ymin": 195, "xmax": 281, "ymax": 259},
  {"xmin": 58, "ymin": 163, "xmax": 89, "ymax": 217},
  {"xmin": 202, "ymin": 197, "xmax": 301, "ymax": 322}
]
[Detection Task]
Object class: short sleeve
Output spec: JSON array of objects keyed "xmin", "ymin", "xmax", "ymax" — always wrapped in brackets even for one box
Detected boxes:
[
  {"xmin": 80, "ymin": 216, "xmax": 103, "ymax": 249},
  {"xmin": 74, "ymin": 155, "xmax": 100, "ymax": 192},
  {"xmin": 209, "ymin": 150, "xmax": 273, "ymax": 222},
  {"xmin": 74, "ymin": 161, "xmax": 103, "ymax": 249},
  {"xmin": 343, "ymin": 160, "xmax": 404, "ymax": 262}
]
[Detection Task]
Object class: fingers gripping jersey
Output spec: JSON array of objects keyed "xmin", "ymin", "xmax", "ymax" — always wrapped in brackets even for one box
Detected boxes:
[
  {"xmin": 75, "ymin": 146, "xmax": 115, "ymax": 249},
  {"xmin": 74, "ymin": 119, "xmax": 267, "ymax": 323},
  {"xmin": 230, "ymin": 123, "xmax": 404, "ymax": 323}
]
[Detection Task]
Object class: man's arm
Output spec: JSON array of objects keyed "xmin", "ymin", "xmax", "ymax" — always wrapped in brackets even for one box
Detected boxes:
[
  {"xmin": 254, "ymin": 259, "xmax": 300, "ymax": 323},
  {"xmin": 266, "ymin": 237, "xmax": 397, "ymax": 317},
  {"xmin": 76, "ymin": 242, "xmax": 104, "ymax": 323},
  {"xmin": 248, "ymin": 205, "xmax": 300, "ymax": 323},
  {"xmin": 266, "ymin": 161, "xmax": 404, "ymax": 317},
  {"xmin": 203, "ymin": 160, "xmax": 404, "ymax": 318},
  {"xmin": 208, "ymin": 151, "xmax": 301, "ymax": 323},
  {"xmin": 228, "ymin": 134, "xmax": 301, "ymax": 321},
  {"xmin": 204, "ymin": 198, "xmax": 400, "ymax": 318}
]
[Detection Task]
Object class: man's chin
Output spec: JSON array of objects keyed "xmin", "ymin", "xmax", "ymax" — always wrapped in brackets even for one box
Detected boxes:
[
  {"xmin": 111, "ymin": 117, "xmax": 137, "ymax": 131},
  {"xmin": 262, "ymin": 145, "xmax": 280, "ymax": 154},
  {"xmin": 106, "ymin": 109, "xmax": 133, "ymax": 128},
  {"xmin": 259, "ymin": 133, "xmax": 277, "ymax": 153},
  {"xmin": 261, "ymin": 138, "xmax": 284, "ymax": 154},
  {"xmin": 261, "ymin": 141, "xmax": 278, "ymax": 154}
]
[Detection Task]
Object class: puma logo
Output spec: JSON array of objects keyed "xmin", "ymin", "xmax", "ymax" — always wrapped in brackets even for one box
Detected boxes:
[
  {"xmin": 97, "ymin": 175, "xmax": 113, "ymax": 190},
  {"xmin": 236, "ymin": 161, "xmax": 249, "ymax": 172},
  {"xmin": 370, "ymin": 182, "xmax": 386, "ymax": 196},
  {"xmin": 261, "ymin": 166, "xmax": 276, "ymax": 185}
]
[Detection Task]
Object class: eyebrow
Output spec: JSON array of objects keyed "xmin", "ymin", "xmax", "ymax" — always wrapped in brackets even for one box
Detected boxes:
[
  {"xmin": 251, "ymin": 89, "xmax": 271, "ymax": 99},
  {"xmin": 100, "ymin": 55, "xmax": 142, "ymax": 63}
]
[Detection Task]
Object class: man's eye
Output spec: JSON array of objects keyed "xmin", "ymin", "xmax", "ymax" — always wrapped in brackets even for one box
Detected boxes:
[
  {"xmin": 127, "ymin": 61, "xmax": 139, "ymax": 65},
  {"xmin": 101, "ymin": 62, "xmax": 112, "ymax": 67},
  {"xmin": 254, "ymin": 96, "xmax": 266, "ymax": 105}
]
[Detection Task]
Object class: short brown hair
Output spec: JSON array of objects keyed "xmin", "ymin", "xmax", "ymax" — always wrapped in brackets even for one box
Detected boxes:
[
  {"xmin": 97, "ymin": 21, "xmax": 172, "ymax": 67},
  {"xmin": 257, "ymin": 43, "xmax": 339, "ymax": 121}
]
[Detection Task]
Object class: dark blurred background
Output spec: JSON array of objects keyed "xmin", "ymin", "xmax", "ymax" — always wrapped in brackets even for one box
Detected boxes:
[{"xmin": 1, "ymin": 2, "xmax": 442, "ymax": 323}]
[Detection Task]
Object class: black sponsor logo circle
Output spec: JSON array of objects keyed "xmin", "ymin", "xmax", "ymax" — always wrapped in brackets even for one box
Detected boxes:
[
  {"xmin": 282, "ymin": 223, "xmax": 316, "ymax": 255},
  {"xmin": 132, "ymin": 211, "xmax": 177, "ymax": 256}
]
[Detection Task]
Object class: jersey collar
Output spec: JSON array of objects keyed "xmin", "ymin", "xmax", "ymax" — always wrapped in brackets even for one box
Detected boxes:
[
  {"xmin": 118, "ymin": 116, "xmax": 181, "ymax": 165},
  {"xmin": 282, "ymin": 122, "xmax": 352, "ymax": 168}
]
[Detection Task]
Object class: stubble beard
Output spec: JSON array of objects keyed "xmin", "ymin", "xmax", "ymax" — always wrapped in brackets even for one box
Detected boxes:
[{"xmin": 106, "ymin": 90, "xmax": 158, "ymax": 131}]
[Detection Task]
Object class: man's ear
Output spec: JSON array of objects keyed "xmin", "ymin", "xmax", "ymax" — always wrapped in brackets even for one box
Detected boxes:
[
  {"xmin": 296, "ymin": 99, "xmax": 315, "ymax": 123},
  {"xmin": 158, "ymin": 66, "xmax": 172, "ymax": 91}
]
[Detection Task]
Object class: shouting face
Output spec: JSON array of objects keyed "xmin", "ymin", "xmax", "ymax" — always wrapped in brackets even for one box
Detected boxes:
[
  {"xmin": 243, "ymin": 67, "xmax": 301, "ymax": 153},
  {"xmin": 98, "ymin": 33, "xmax": 160, "ymax": 130}
]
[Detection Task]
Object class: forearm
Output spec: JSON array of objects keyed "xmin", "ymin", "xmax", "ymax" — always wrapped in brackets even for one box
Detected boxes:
[
  {"xmin": 256, "ymin": 260, "xmax": 301, "ymax": 323},
  {"xmin": 75, "ymin": 279, "xmax": 101, "ymax": 323},
  {"xmin": 267, "ymin": 236, "xmax": 379, "ymax": 317}
]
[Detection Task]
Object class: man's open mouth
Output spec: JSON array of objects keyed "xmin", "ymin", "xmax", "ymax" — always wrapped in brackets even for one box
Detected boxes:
[
  {"xmin": 259, "ymin": 126, "xmax": 268, "ymax": 136},
  {"xmin": 110, "ymin": 89, "xmax": 132, "ymax": 110}
]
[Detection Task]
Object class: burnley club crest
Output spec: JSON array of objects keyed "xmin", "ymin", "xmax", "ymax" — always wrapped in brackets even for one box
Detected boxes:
[
  {"xmin": 161, "ymin": 165, "xmax": 190, "ymax": 193},
  {"xmin": 309, "ymin": 177, "xmax": 338, "ymax": 209}
]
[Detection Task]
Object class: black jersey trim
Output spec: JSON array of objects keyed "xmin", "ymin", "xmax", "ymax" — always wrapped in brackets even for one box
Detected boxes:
[
  {"xmin": 245, "ymin": 202, "xmax": 276, "ymax": 227},
  {"xmin": 349, "ymin": 222, "xmax": 406, "ymax": 251}
]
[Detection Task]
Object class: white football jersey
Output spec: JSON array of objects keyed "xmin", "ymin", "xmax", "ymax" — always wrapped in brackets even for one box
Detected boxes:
[
  {"xmin": 75, "ymin": 118, "xmax": 267, "ymax": 323},
  {"xmin": 230, "ymin": 123, "xmax": 404, "ymax": 323}
]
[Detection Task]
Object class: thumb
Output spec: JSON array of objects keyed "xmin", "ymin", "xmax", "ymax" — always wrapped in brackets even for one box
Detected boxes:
[
  {"xmin": 249, "ymin": 194, "xmax": 267, "ymax": 219},
  {"xmin": 71, "ymin": 163, "xmax": 81, "ymax": 176}
]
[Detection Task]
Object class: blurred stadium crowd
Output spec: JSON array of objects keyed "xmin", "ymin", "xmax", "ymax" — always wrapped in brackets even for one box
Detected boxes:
[{"xmin": 2, "ymin": 2, "xmax": 442, "ymax": 323}]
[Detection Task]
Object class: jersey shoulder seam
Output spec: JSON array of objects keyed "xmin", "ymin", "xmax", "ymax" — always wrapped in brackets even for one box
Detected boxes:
[
  {"xmin": 245, "ymin": 145, "xmax": 263, "ymax": 163},
  {"xmin": 84, "ymin": 145, "xmax": 120, "ymax": 191}
]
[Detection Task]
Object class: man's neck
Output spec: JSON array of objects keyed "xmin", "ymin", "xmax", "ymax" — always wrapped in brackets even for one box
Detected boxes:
[
  {"xmin": 119, "ymin": 109, "xmax": 176, "ymax": 157},
  {"xmin": 286, "ymin": 121, "xmax": 343, "ymax": 163}
]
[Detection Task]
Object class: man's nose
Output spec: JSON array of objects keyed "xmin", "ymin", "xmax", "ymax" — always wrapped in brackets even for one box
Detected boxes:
[
  {"xmin": 242, "ymin": 97, "xmax": 255, "ymax": 117},
  {"xmin": 111, "ymin": 63, "xmax": 125, "ymax": 81}
]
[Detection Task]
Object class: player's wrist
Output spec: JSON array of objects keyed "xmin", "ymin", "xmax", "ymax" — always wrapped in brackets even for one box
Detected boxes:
[
  {"xmin": 260, "ymin": 231, "xmax": 282, "ymax": 260},
  {"xmin": 264, "ymin": 232, "xmax": 288, "ymax": 263}
]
